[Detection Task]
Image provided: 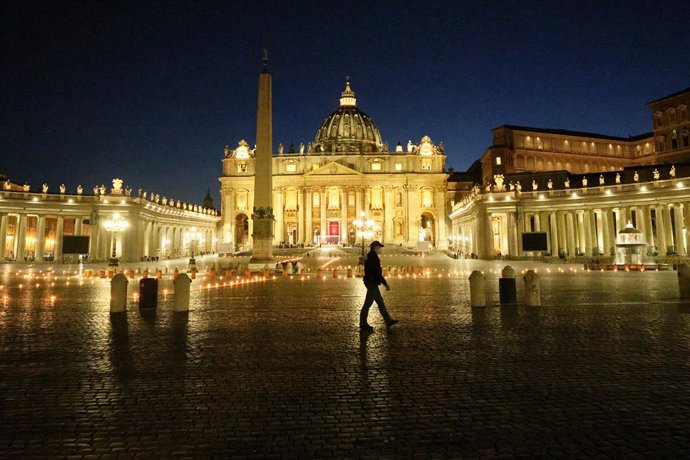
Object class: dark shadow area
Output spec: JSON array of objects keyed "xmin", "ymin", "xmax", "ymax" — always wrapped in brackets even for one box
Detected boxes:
[{"xmin": 109, "ymin": 312, "xmax": 134, "ymax": 380}]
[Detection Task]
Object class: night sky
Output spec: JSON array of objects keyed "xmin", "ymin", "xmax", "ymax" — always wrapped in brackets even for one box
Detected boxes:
[{"xmin": 2, "ymin": 0, "xmax": 689, "ymax": 206}]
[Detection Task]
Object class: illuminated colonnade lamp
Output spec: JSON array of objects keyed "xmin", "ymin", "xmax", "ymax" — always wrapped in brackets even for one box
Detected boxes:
[
  {"xmin": 103, "ymin": 212, "xmax": 129, "ymax": 267},
  {"xmin": 353, "ymin": 211, "xmax": 374, "ymax": 257},
  {"xmin": 186, "ymin": 226, "xmax": 201, "ymax": 267}
]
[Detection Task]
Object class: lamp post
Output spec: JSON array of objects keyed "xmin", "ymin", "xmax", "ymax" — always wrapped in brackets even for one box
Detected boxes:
[
  {"xmin": 103, "ymin": 212, "xmax": 129, "ymax": 267},
  {"xmin": 353, "ymin": 211, "xmax": 374, "ymax": 257},
  {"xmin": 187, "ymin": 226, "xmax": 201, "ymax": 268}
]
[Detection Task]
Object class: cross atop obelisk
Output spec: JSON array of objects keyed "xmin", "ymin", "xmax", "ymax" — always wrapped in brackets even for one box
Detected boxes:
[{"xmin": 251, "ymin": 49, "xmax": 274, "ymax": 262}]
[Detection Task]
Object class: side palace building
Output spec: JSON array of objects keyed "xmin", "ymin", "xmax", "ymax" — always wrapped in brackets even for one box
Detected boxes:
[{"xmin": 449, "ymin": 88, "xmax": 690, "ymax": 259}]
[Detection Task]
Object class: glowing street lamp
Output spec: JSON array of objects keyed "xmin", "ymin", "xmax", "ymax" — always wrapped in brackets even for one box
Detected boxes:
[
  {"xmin": 353, "ymin": 211, "xmax": 374, "ymax": 256},
  {"xmin": 187, "ymin": 227, "xmax": 201, "ymax": 268},
  {"xmin": 103, "ymin": 212, "xmax": 129, "ymax": 267}
]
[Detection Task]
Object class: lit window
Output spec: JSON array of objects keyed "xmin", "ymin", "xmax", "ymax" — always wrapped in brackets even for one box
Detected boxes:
[
  {"xmin": 394, "ymin": 162, "xmax": 402, "ymax": 171},
  {"xmin": 422, "ymin": 159, "xmax": 432, "ymax": 171},
  {"xmin": 371, "ymin": 161, "xmax": 382, "ymax": 171},
  {"xmin": 312, "ymin": 163, "xmax": 320, "ymax": 171},
  {"xmin": 495, "ymin": 157, "xmax": 502, "ymax": 165}
]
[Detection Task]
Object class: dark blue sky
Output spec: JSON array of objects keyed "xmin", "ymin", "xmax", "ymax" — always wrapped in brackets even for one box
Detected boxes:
[{"xmin": 2, "ymin": 0, "xmax": 689, "ymax": 205}]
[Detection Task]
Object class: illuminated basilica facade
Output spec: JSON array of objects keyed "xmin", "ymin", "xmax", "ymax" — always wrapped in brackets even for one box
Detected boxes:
[
  {"xmin": 219, "ymin": 81, "xmax": 448, "ymax": 250},
  {"xmin": 450, "ymin": 88, "xmax": 690, "ymax": 259}
]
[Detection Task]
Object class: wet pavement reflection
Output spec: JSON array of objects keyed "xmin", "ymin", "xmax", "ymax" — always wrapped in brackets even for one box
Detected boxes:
[{"xmin": 0, "ymin": 256, "xmax": 689, "ymax": 457}]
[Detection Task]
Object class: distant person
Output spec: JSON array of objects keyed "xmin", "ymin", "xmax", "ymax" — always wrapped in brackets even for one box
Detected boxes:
[{"xmin": 359, "ymin": 241, "xmax": 398, "ymax": 331}]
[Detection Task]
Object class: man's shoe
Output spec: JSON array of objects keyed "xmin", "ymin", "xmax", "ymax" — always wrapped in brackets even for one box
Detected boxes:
[
  {"xmin": 386, "ymin": 319, "xmax": 399, "ymax": 327},
  {"xmin": 360, "ymin": 324, "xmax": 374, "ymax": 332}
]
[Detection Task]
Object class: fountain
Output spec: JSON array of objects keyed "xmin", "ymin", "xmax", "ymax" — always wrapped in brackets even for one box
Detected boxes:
[{"xmin": 614, "ymin": 221, "xmax": 647, "ymax": 266}]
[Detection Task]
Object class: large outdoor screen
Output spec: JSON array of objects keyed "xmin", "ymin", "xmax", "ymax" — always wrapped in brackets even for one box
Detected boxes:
[
  {"xmin": 522, "ymin": 232, "xmax": 548, "ymax": 252},
  {"xmin": 62, "ymin": 236, "xmax": 90, "ymax": 254}
]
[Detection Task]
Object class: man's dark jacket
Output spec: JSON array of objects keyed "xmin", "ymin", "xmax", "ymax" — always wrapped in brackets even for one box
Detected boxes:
[{"xmin": 363, "ymin": 250, "xmax": 388, "ymax": 287}]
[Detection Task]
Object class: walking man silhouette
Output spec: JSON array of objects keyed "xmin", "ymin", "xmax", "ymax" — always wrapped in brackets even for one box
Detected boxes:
[{"xmin": 359, "ymin": 241, "xmax": 398, "ymax": 331}]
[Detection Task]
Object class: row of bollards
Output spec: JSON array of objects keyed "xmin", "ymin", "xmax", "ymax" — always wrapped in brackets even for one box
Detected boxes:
[
  {"xmin": 469, "ymin": 266, "xmax": 541, "ymax": 307},
  {"xmin": 110, "ymin": 272, "xmax": 192, "ymax": 313}
]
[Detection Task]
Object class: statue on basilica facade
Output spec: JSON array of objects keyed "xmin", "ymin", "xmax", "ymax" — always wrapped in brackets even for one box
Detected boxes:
[
  {"xmin": 112, "ymin": 178, "xmax": 123, "ymax": 195},
  {"xmin": 565, "ymin": 178, "xmax": 570, "ymax": 188},
  {"xmin": 599, "ymin": 175, "xmax": 605, "ymax": 185},
  {"xmin": 299, "ymin": 142, "xmax": 305, "ymax": 154},
  {"xmin": 93, "ymin": 186, "xmax": 99, "ymax": 195},
  {"xmin": 653, "ymin": 169, "xmax": 660, "ymax": 180},
  {"xmin": 23, "ymin": 183, "xmax": 30, "ymax": 192},
  {"xmin": 278, "ymin": 143, "xmax": 284, "ymax": 154},
  {"xmin": 224, "ymin": 145, "xmax": 231, "ymax": 157},
  {"xmin": 42, "ymin": 183, "xmax": 48, "ymax": 193},
  {"xmin": 508, "ymin": 181, "xmax": 514, "ymax": 191},
  {"xmin": 77, "ymin": 185, "xmax": 83, "ymax": 195},
  {"xmin": 4, "ymin": 181, "xmax": 11, "ymax": 190},
  {"xmin": 547, "ymin": 179, "xmax": 553, "ymax": 189},
  {"xmin": 633, "ymin": 171, "xmax": 639, "ymax": 182},
  {"xmin": 162, "ymin": 196, "xmax": 168, "ymax": 205},
  {"xmin": 670, "ymin": 165, "xmax": 676, "ymax": 178},
  {"xmin": 615, "ymin": 173, "xmax": 621, "ymax": 184},
  {"xmin": 407, "ymin": 140, "xmax": 414, "ymax": 153},
  {"xmin": 493, "ymin": 174, "xmax": 504, "ymax": 191},
  {"xmin": 99, "ymin": 184, "xmax": 106, "ymax": 195},
  {"xmin": 59, "ymin": 184, "xmax": 65, "ymax": 194},
  {"xmin": 582, "ymin": 176, "xmax": 588, "ymax": 187},
  {"xmin": 532, "ymin": 180, "xmax": 538, "ymax": 191},
  {"xmin": 515, "ymin": 181, "xmax": 522, "ymax": 192}
]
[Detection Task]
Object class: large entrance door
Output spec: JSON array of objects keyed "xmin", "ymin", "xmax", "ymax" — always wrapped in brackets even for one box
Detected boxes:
[{"xmin": 328, "ymin": 221, "xmax": 340, "ymax": 245}]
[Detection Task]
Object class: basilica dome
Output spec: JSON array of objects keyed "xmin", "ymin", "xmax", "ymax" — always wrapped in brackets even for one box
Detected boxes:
[{"xmin": 312, "ymin": 80, "xmax": 384, "ymax": 153}]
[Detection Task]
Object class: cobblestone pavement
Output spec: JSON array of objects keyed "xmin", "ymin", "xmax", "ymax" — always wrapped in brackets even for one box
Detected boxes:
[{"xmin": 1, "ymin": 255, "xmax": 689, "ymax": 458}]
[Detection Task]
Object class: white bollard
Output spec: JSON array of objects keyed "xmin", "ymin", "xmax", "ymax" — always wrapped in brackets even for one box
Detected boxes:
[
  {"xmin": 679, "ymin": 264, "xmax": 690, "ymax": 298},
  {"xmin": 174, "ymin": 273, "xmax": 192, "ymax": 312},
  {"xmin": 110, "ymin": 273, "xmax": 129, "ymax": 313},
  {"xmin": 523, "ymin": 270, "xmax": 541, "ymax": 306},
  {"xmin": 469, "ymin": 270, "xmax": 486, "ymax": 307}
]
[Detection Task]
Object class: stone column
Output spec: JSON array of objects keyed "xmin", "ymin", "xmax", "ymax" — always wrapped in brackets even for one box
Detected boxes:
[
  {"xmin": 606, "ymin": 208, "xmax": 616, "ymax": 256},
  {"xmin": 661, "ymin": 204, "xmax": 676, "ymax": 255},
  {"xmin": 320, "ymin": 188, "xmax": 327, "ymax": 244},
  {"xmin": 684, "ymin": 203, "xmax": 690, "ymax": 256},
  {"xmin": 583, "ymin": 210, "xmax": 593, "ymax": 256},
  {"xmin": 0, "ymin": 214, "xmax": 7, "ymax": 260},
  {"xmin": 54, "ymin": 216, "xmax": 64, "ymax": 261},
  {"xmin": 566, "ymin": 212, "xmax": 576, "ymax": 256},
  {"xmin": 642, "ymin": 206, "xmax": 654, "ymax": 250},
  {"xmin": 355, "ymin": 186, "xmax": 363, "ymax": 218},
  {"xmin": 75, "ymin": 217, "xmax": 83, "ymax": 236},
  {"xmin": 383, "ymin": 187, "xmax": 394, "ymax": 244},
  {"xmin": 515, "ymin": 211, "xmax": 523, "ymax": 256},
  {"xmin": 672, "ymin": 204, "xmax": 685, "ymax": 256},
  {"xmin": 304, "ymin": 188, "xmax": 311, "ymax": 244},
  {"xmin": 549, "ymin": 212, "xmax": 559, "ymax": 256},
  {"xmin": 223, "ymin": 188, "xmax": 234, "ymax": 246},
  {"xmin": 407, "ymin": 186, "xmax": 420, "ymax": 246},
  {"xmin": 35, "ymin": 216, "xmax": 46, "ymax": 260},
  {"xmin": 556, "ymin": 211, "xmax": 567, "ymax": 256},
  {"xmin": 274, "ymin": 188, "xmax": 283, "ymax": 244},
  {"xmin": 591, "ymin": 209, "xmax": 599, "ymax": 255},
  {"xmin": 297, "ymin": 188, "xmax": 305, "ymax": 244},
  {"xmin": 601, "ymin": 210, "xmax": 610, "ymax": 257},
  {"xmin": 507, "ymin": 212, "xmax": 517, "ymax": 256},
  {"xmin": 340, "ymin": 189, "xmax": 348, "ymax": 243},
  {"xmin": 435, "ymin": 188, "xmax": 447, "ymax": 249},
  {"xmin": 655, "ymin": 206, "xmax": 667, "ymax": 255},
  {"xmin": 16, "ymin": 214, "xmax": 27, "ymax": 260}
]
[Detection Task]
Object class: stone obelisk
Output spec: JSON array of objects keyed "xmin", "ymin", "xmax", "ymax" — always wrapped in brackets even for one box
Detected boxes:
[{"xmin": 250, "ymin": 50, "xmax": 274, "ymax": 262}]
